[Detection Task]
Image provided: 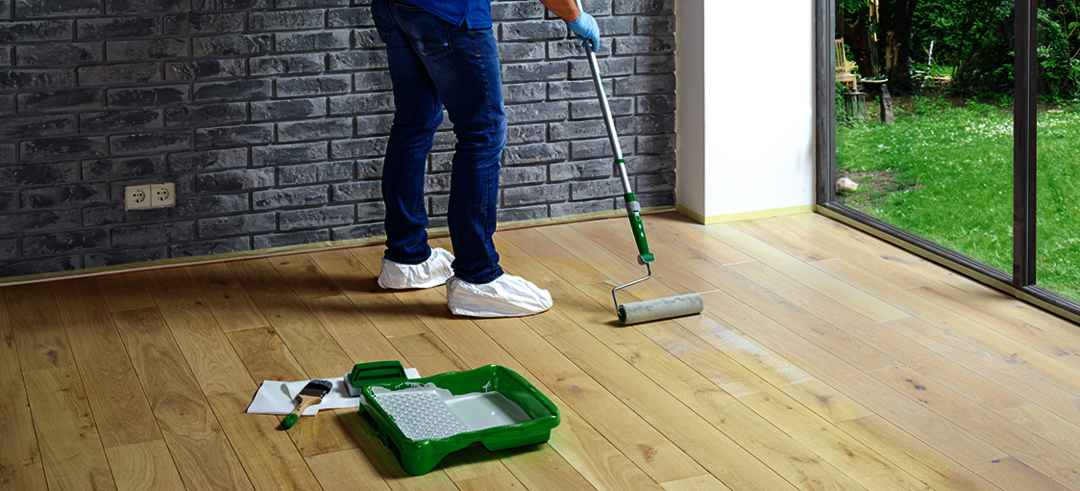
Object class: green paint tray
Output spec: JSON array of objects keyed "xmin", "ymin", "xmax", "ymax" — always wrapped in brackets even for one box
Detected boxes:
[{"xmin": 360, "ymin": 365, "xmax": 560, "ymax": 475}]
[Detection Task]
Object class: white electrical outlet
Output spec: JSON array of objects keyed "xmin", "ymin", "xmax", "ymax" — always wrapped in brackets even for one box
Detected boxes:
[
  {"xmin": 125, "ymin": 184, "xmax": 152, "ymax": 210},
  {"xmin": 150, "ymin": 182, "xmax": 176, "ymax": 207}
]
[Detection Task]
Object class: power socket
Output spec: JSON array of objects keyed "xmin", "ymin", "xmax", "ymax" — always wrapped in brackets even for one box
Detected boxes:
[
  {"xmin": 150, "ymin": 182, "xmax": 175, "ymax": 207},
  {"xmin": 125, "ymin": 184, "xmax": 152, "ymax": 210}
]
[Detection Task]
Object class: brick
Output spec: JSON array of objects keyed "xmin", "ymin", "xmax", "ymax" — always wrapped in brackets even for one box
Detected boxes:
[
  {"xmin": 0, "ymin": 255, "xmax": 79, "ymax": 276},
  {"xmin": 492, "ymin": 1, "xmax": 544, "ymax": 20},
  {"xmin": 625, "ymin": 153, "xmax": 675, "ymax": 173},
  {"xmin": 637, "ymin": 94, "xmax": 676, "ymax": 114},
  {"xmin": 635, "ymin": 134, "xmax": 675, "ymax": 154},
  {"xmin": 192, "ymin": 34, "xmax": 271, "ymax": 56},
  {"xmin": 505, "ymin": 101, "xmax": 567, "ymax": 123},
  {"xmin": 0, "ymin": 190, "xmax": 16, "ymax": 212},
  {"xmin": 84, "ymin": 247, "xmax": 167, "ymax": 268},
  {"xmin": 329, "ymin": 92, "xmax": 394, "ymax": 115},
  {"xmin": 499, "ymin": 165, "xmax": 547, "ymax": 188},
  {"xmin": 279, "ymin": 204, "xmax": 353, "ymax": 231},
  {"xmin": 424, "ymin": 173, "xmax": 450, "ymax": 193},
  {"xmin": 352, "ymin": 28, "xmax": 380, "ymax": 49},
  {"xmin": 197, "ymin": 167, "xmax": 274, "ymax": 192},
  {"xmin": 0, "ymin": 69, "xmax": 74, "ymax": 91},
  {"xmin": 570, "ymin": 137, "xmax": 633, "ymax": 160},
  {"xmin": 17, "ymin": 42, "xmax": 100, "ymax": 65},
  {"xmin": 249, "ymin": 53, "xmax": 325, "ymax": 76},
  {"xmin": 330, "ymin": 136, "xmax": 385, "ymax": 159},
  {"xmin": 578, "ymin": 0, "xmax": 612, "ymax": 15},
  {"xmin": 249, "ymin": 10, "xmax": 324, "ymax": 31},
  {"xmin": 278, "ymin": 160, "xmax": 352, "ymax": 184},
  {"xmin": 427, "ymin": 195, "xmax": 447, "ymax": 215},
  {"xmin": 169, "ymin": 147, "xmax": 247, "ymax": 172},
  {"xmin": 0, "ymin": 47, "xmax": 9, "ymax": 66},
  {"xmin": 277, "ymin": 29, "xmax": 350, "ymax": 52},
  {"xmin": 77, "ymin": 17, "xmax": 158, "ymax": 39},
  {"xmin": 0, "ymin": 208, "xmax": 78, "ymax": 234},
  {"xmin": 105, "ymin": 0, "xmax": 189, "ymax": 15},
  {"xmin": 636, "ymin": 16, "xmax": 676, "ymax": 35},
  {"xmin": 110, "ymin": 130, "xmax": 189, "ymax": 155},
  {"xmin": 569, "ymin": 98, "xmax": 633, "ymax": 120},
  {"xmin": 501, "ymin": 20, "xmax": 566, "ymax": 41},
  {"xmin": 164, "ymin": 102, "xmax": 246, "ymax": 127},
  {"xmin": 199, "ymin": 212, "xmax": 275, "ymax": 237},
  {"xmin": 107, "ymin": 38, "xmax": 188, "ymax": 60},
  {"xmin": 20, "ymin": 183, "xmax": 106, "ymax": 209},
  {"xmin": 546, "ymin": 39, "xmax": 610, "ymax": 60},
  {"xmin": 570, "ymin": 57, "xmax": 633, "ymax": 79},
  {"xmin": 81, "ymin": 109, "xmax": 163, "ymax": 132},
  {"xmin": 355, "ymin": 158, "xmax": 382, "ymax": 178},
  {"xmin": 354, "ymin": 113, "xmax": 393, "ymax": 137},
  {"xmin": 356, "ymin": 200, "xmax": 384, "ymax": 222},
  {"xmin": 252, "ymin": 142, "xmax": 327, "ymax": 166},
  {"xmin": 613, "ymin": 36, "xmax": 675, "ymax": 56},
  {"xmin": 353, "ymin": 71, "xmax": 391, "ymax": 92},
  {"xmin": 254, "ymin": 229, "xmax": 329, "ymax": 249},
  {"xmin": 166, "ymin": 58, "xmax": 245, "ymax": 80},
  {"xmin": 549, "ymin": 159, "xmax": 611, "ymax": 182},
  {"xmin": 193, "ymin": 0, "xmax": 268, "ymax": 10},
  {"xmin": 636, "ymin": 171, "xmax": 675, "ymax": 193},
  {"xmin": 196, "ymin": 123, "xmax": 274, "ymax": 147},
  {"xmin": 550, "ymin": 198, "xmax": 613, "ymax": 217},
  {"xmin": 549, "ymin": 119, "xmax": 608, "ymax": 141},
  {"xmin": 253, "ymin": 184, "xmax": 327, "ymax": 209},
  {"xmin": 171, "ymin": 237, "xmax": 248, "ymax": 258},
  {"xmin": 277, "ymin": 74, "xmax": 351, "ymax": 98},
  {"xmin": 163, "ymin": 12, "xmax": 243, "ymax": 35},
  {"xmin": 570, "ymin": 178, "xmax": 624, "ymax": 201},
  {"xmin": 0, "ymin": 114, "xmax": 75, "ymax": 139},
  {"xmin": 19, "ymin": 88, "xmax": 103, "ymax": 113},
  {"xmin": 634, "ymin": 191, "xmax": 674, "ymax": 208},
  {"xmin": 614, "ymin": 0, "xmax": 674, "ymax": 15},
  {"xmin": 0, "ymin": 20, "xmax": 71, "ymax": 42},
  {"xmin": 15, "ymin": 0, "xmax": 99, "ymax": 18},
  {"xmin": 503, "ymin": 182, "xmax": 567, "ymax": 206},
  {"xmin": 0, "ymin": 0, "xmax": 6, "ymax": 19},
  {"xmin": 276, "ymin": 0, "xmax": 347, "ymax": 7},
  {"xmin": 194, "ymin": 79, "xmax": 271, "ymax": 101},
  {"xmin": 328, "ymin": 8, "xmax": 373, "ymax": 27},
  {"xmin": 169, "ymin": 193, "xmax": 247, "ymax": 217},
  {"xmin": 328, "ymin": 50, "xmax": 387, "ymax": 71},
  {"xmin": 78, "ymin": 62, "xmax": 160, "ymax": 86},
  {"xmin": 330, "ymin": 222, "xmax": 382, "ymax": 241},
  {"xmin": 596, "ymin": 16, "xmax": 634, "ymax": 36},
  {"xmin": 0, "ymin": 236, "xmax": 16, "ymax": 258},
  {"xmin": 615, "ymin": 113, "xmax": 674, "ymax": 135},
  {"xmin": 20, "ymin": 137, "xmax": 106, "ymax": 163},
  {"xmin": 107, "ymin": 85, "xmax": 188, "ymax": 108},
  {"xmin": 84, "ymin": 155, "xmax": 165, "ymax": 180},
  {"xmin": 82, "ymin": 202, "xmax": 167, "ymax": 226},
  {"xmin": 548, "ymin": 79, "xmax": 610, "ymax": 100},
  {"xmin": 277, "ymin": 118, "xmax": 352, "ymax": 142},
  {"xmin": 506, "ymin": 123, "xmax": 546, "ymax": 144},
  {"xmin": 111, "ymin": 221, "xmax": 194, "ymax": 247},
  {"xmin": 331, "ymin": 181, "xmax": 379, "ymax": 202},
  {"xmin": 636, "ymin": 55, "xmax": 675, "ymax": 74},
  {"xmin": 497, "ymin": 204, "xmax": 546, "ymax": 223},
  {"xmin": 252, "ymin": 98, "xmax": 325, "ymax": 122},
  {"xmin": 431, "ymin": 132, "xmax": 456, "ymax": 152},
  {"xmin": 0, "ymin": 143, "xmax": 13, "ymax": 163},
  {"xmin": 502, "ymin": 61, "xmax": 567, "ymax": 82},
  {"xmin": 503, "ymin": 142, "xmax": 568, "ymax": 165},
  {"xmin": 0, "ymin": 93, "xmax": 9, "ymax": 113},
  {"xmin": 503, "ymin": 83, "xmax": 546, "ymax": 104}
]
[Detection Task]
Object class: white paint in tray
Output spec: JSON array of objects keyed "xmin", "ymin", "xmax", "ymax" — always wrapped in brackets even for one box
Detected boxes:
[{"xmin": 372, "ymin": 384, "xmax": 531, "ymax": 441}]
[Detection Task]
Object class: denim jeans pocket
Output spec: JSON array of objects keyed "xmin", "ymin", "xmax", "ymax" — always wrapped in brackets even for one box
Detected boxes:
[{"xmin": 393, "ymin": 3, "xmax": 452, "ymax": 58}]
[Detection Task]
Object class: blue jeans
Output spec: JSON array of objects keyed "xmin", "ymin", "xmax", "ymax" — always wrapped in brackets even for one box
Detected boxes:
[{"xmin": 371, "ymin": 0, "xmax": 505, "ymax": 285}]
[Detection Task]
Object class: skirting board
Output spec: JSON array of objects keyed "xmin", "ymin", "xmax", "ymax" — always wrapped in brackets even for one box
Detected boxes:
[
  {"xmin": 0, "ymin": 206, "xmax": 674, "ymax": 287},
  {"xmin": 676, "ymin": 203, "xmax": 817, "ymax": 225}
]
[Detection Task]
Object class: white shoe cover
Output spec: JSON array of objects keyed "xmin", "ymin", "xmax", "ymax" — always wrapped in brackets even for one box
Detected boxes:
[
  {"xmin": 378, "ymin": 248, "xmax": 455, "ymax": 289},
  {"xmin": 446, "ymin": 275, "xmax": 553, "ymax": 317}
]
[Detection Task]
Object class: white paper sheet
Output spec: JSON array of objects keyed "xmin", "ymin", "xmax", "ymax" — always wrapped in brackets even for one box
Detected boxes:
[{"xmin": 246, "ymin": 368, "xmax": 421, "ymax": 415}]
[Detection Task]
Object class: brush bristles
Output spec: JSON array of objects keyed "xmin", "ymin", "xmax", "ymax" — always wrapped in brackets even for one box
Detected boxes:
[{"xmin": 299, "ymin": 379, "xmax": 334, "ymax": 397}]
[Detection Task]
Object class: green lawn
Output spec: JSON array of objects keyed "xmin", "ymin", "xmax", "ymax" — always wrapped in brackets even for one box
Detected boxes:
[{"xmin": 837, "ymin": 97, "xmax": 1080, "ymax": 302}]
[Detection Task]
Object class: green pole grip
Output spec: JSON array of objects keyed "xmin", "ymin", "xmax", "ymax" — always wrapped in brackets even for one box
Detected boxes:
[
  {"xmin": 283, "ymin": 413, "xmax": 299, "ymax": 428},
  {"xmin": 625, "ymin": 192, "xmax": 654, "ymax": 263}
]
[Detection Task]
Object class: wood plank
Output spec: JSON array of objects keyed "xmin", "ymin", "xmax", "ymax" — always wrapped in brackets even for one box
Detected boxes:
[
  {"xmin": 54, "ymin": 278, "xmax": 162, "ymax": 449},
  {"xmin": 499, "ymin": 227, "xmax": 611, "ymax": 286},
  {"xmin": 305, "ymin": 449, "xmax": 392, "ymax": 491},
  {"xmin": 452, "ymin": 471, "xmax": 528, "ymax": 491},
  {"xmin": 228, "ymin": 258, "xmax": 354, "ymax": 379},
  {"xmin": 23, "ymin": 366, "xmax": 116, "ymax": 491},
  {"xmin": 997, "ymin": 404, "xmax": 1080, "ymax": 460},
  {"xmin": 320, "ymin": 247, "xmax": 432, "ymax": 339},
  {"xmin": 636, "ymin": 212, "xmax": 754, "ymax": 265},
  {"xmin": 206, "ymin": 390, "xmax": 322, "ymax": 490},
  {"xmin": 660, "ymin": 474, "xmax": 734, "ymax": 491},
  {"xmin": 871, "ymin": 365, "xmax": 1080, "ymax": 490},
  {"xmin": 105, "ymin": 440, "xmax": 185, "ymax": 491},
  {"xmin": 6, "ymin": 283, "xmax": 75, "ymax": 371},
  {"xmin": 112, "ymin": 307, "xmax": 253, "ymax": 491},
  {"xmin": 729, "ymin": 215, "xmax": 838, "ymax": 262},
  {"xmin": 144, "ymin": 268, "xmax": 256, "ymax": 396},
  {"xmin": 969, "ymin": 457, "xmax": 1070, "ymax": 491},
  {"xmin": 186, "ymin": 262, "xmax": 269, "ymax": 331},
  {"xmin": 330, "ymin": 410, "xmax": 461, "ymax": 491},
  {"xmin": 834, "ymin": 415, "xmax": 1001, "ymax": 491},
  {"xmin": 698, "ymin": 290, "xmax": 1004, "ymax": 466},
  {"xmin": 0, "ymin": 289, "xmax": 47, "ymax": 491},
  {"xmin": 96, "ymin": 272, "xmax": 157, "ymax": 312}
]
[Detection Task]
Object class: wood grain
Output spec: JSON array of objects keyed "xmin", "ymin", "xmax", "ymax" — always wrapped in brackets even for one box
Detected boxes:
[
  {"xmin": 6, "ymin": 283, "xmax": 75, "ymax": 371},
  {"xmin": 186, "ymin": 263, "xmax": 268, "ymax": 331},
  {"xmin": 0, "ymin": 289, "xmax": 47, "ymax": 491},
  {"xmin": 105, "ymin": 440, "xmax": 185, "ymax": 491}
]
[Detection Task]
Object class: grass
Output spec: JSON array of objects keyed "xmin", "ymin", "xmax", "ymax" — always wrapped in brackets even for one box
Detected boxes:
[{"xmin": 837, "ymin": 95, "xmax": 1080, "ymax": 302}]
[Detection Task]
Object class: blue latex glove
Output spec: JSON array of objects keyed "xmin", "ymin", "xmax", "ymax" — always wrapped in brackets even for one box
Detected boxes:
[{"xmin": 566, "ymin": 11, "xmax": 599, "ymax": 52}]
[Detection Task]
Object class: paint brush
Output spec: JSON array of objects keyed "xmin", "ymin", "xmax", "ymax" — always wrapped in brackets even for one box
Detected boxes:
[{"xmin": 283, "ymin": 379, "xmax": 333, "ymax": 428}]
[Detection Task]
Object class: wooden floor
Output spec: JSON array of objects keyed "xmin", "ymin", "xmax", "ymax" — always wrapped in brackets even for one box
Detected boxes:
[{"xmin": 4, "ymin": 211, "xmax": 1080, "ymax": 490}]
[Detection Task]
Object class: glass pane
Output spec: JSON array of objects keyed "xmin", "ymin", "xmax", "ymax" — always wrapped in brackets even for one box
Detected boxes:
[
  {"xmin": 834, "ymin": 0, "xmax": 1015, "ymax": 274},
  {"xmin": 1037, "ymin": 0, "xmax": 1080, "ymax": 301}
]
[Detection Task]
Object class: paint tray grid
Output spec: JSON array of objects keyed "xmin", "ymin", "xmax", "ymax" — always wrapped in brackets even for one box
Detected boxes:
[{"xmin": 373, "ymin": 391, "xmax": 470, "ymax": 441}]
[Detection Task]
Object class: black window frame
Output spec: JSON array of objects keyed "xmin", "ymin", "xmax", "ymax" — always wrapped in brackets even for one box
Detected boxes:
[{"xmin": 814, "ymin": 0, "xmax": 1080, "ymax": 323}]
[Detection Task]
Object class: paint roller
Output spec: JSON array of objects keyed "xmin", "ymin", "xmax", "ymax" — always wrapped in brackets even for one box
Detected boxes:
[{"xmin": 573, "ymin": 0, "xmax": 704, "ymax": 325}]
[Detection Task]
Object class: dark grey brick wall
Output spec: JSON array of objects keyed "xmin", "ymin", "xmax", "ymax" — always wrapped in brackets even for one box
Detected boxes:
[{"xmin": 0, "ymin": 0, "xmax": 676, "ymax": 277}]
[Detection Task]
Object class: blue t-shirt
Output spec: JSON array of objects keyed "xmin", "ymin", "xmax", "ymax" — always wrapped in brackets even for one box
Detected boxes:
[{"xmin": 409, "ymin": 0, "xmax": 492, "ymax": 29}]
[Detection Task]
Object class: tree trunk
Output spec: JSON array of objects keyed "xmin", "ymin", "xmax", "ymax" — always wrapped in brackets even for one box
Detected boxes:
[
  {"xmin": 880, "ymin": 0, "xmax": 920, "ymax": 94},
  {"xmin": 843, "ymin": 8, "xmax": 877, "ymax": 80}
]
